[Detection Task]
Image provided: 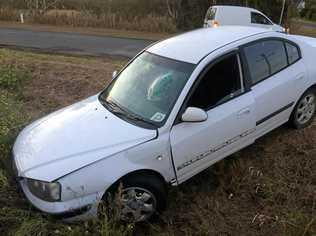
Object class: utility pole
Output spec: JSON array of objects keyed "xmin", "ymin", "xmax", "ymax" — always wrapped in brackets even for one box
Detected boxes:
[{"xmin": 280, "ymin": 0, "xmax": 286, "ymax": 25}]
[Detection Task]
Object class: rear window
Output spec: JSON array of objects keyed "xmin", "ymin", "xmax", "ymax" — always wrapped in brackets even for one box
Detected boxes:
[
  {"xmin": 244, "ymin": 40, "xmax": 288, "ymax": 84},
  {"xmin": 285, "ymin": 42, "xmax": 300, "ymax": 64},
  {"xmin": 205, "ymin": 7, "xmax": 217, "ymax": 21}
]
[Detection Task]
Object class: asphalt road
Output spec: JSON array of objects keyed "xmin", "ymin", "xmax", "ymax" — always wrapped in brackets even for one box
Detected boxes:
[
  {"xmin": 301, "ymin": 21, "xmax": 316, "ymax": 30},
  {"xmin": 1, "ymin": 23, "xmax": 314, "ymax": 59},
  {"xmin": 0, "ymin": 28, "xmax": 154, "ymax": 58}
]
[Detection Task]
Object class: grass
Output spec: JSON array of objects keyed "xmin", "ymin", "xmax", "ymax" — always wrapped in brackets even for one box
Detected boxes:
[
  {"xmin": 0, "ymin": 48, "xmax": 315, "ymax": 236},
  {"xmin": 294, "ymin": 18, "xmax": 316, "ymax": 25},
  {"xmin": 293, "ymin": 27, "xmax": 316, "ymax": 37},
  {"xmin": 291, "ymin": 20, "xmax": 316, "ymax": 37},
  {"xmin": 0, "ymin": 49, "xmax": 131, "ymax": 236}
]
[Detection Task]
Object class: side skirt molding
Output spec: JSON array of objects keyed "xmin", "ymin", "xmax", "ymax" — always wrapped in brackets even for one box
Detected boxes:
[{"xmin": 256, "ymin": 102, "xmax": 294, "ymax": 126}]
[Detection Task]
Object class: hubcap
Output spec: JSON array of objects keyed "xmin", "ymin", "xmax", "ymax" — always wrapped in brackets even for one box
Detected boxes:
[
  {"xmin": 120, "ymin": 187, "xmax": 156, "ymax": 222},
  {"xmin": 296, "ymin": 93, "xmax": 316, "ymax": 125}
]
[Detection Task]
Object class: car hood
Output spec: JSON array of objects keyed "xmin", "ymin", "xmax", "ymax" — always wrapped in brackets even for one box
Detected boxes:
[{"xmin": 13, "ymin": 95, "xmax": 157, "ymax": 182}]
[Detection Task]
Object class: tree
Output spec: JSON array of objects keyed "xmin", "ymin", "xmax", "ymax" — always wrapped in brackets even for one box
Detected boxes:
[
  {"xmin": 166, "ymin": 0, "xmax": 182, "ymax": 22},
  {"xmin": 303, "ymin": 0, "xmax": 316, "ymax": 20},
  {"xmin": 171, "ymin": 0, "xmax": 210, "ymax": 30},
  {"xmin": 24, "ymin": 0, "xmax": 60, "ymax": 15}
]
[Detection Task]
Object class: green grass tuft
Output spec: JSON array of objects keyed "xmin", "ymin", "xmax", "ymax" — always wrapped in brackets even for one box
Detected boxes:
[{"xmin": 0, "ymin": 65, "xmax": 30, "ymax": 90}]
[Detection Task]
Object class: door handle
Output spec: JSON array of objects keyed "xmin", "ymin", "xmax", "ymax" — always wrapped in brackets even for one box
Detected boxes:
[{"xmin": 237, "ymin": 108, "xmax": 251, "ymax": 117}]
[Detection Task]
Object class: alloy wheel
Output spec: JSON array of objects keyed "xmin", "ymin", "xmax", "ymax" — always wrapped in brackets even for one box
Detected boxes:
[
  {"xmin": 295, "ymin": 93, "xmax": 316, "ymax": 125},
  {"xmin": 120, "ymin": 187, "xmax": 157, "ymax": 222}
]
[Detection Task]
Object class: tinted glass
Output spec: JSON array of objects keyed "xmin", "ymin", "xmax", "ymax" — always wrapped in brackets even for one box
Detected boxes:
[
  {"xmin": 244, "ymin": 40, "xmax": 288, "ymax": 84},
  {"xmin": 99, "ymin": 52, "xmax": 195, "ymax": 127},
  {"xmin": 286, "ymin": 42, "xmax": 300, "ymax": 64},
  {"xmin": 206, "ymin": 7, "xmax": 217, "ymax": 21},
  {"xmin": 251, "ymin": 12, "xmax": 272, "ymax": 25},
  {"xmin": 188, "ymin": 54, "xmax": 242, "ymax": 110}
]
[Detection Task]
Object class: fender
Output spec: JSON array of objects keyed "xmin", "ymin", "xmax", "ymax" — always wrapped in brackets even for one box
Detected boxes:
[{"xmin": 58, "ymin": 132, "xmax": 175, "ymax": 202}]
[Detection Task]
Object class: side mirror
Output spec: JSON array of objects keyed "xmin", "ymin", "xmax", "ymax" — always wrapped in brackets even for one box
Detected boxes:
[
  {"xmin": 181, "ymin": 107, "xmax": 208, "ymax": 123},
  {"xmin": 112, "ymin": 70, "xmax": 118, "ymax": 80}
]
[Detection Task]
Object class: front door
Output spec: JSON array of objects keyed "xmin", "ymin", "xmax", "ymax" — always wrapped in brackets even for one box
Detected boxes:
[{"xmin": 170, "ymin": 52, "xmax": 256, "ymax": 183}]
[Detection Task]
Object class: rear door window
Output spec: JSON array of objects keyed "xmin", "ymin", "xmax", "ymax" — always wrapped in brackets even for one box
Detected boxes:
[
  {"xmin": 205, "ymin": 7, "xmax": 217, "ymax": 21},
  {"xmin": 285, "ymin": 42, "xmax": 300, "ymax": 64},
  {"xmin": 251, "ymin": 12, "xmax": 272, "ymax": 25},
  {"xmin": 243, "ymin": 40, "xmax": 288, "ymax": 85}
]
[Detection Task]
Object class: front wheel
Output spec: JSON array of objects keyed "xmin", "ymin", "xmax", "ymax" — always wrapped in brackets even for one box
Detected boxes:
[
  {"xmin": 289, "ymin": 89, "xmax": 316, "ymax": 129},
  {"xmin": 100, "ymin": 173, "xmax": 167, "ymax": 223}
]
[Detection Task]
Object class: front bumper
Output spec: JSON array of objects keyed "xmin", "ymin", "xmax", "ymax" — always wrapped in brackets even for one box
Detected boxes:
[{"xmin": 19, "ymin": 178, "xmax": 102, "ymax": 220}]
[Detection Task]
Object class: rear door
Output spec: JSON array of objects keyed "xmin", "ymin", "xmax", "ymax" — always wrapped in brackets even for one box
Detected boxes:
[
  {"xmin": 241, "ymin": 38, "xmax": 306, "ymax": 137},
  {"xmin": 170, "ymin": 52, "xmax": 256, "ymax": 183}
]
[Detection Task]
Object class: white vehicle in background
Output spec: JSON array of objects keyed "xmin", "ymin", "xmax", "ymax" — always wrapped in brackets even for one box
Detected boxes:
[
  {"xmin": 204, "ymin": 5, "xmax": 285, "ymax": 32},
  {"xmin": 13, "ymin": 26, "xmax": 316, "ymax": 223}
]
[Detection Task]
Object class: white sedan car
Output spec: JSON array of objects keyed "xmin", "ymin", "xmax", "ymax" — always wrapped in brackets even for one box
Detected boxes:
[{"xmin": 13, "ymin": 26, "xmax": 316, "ymax": 222}]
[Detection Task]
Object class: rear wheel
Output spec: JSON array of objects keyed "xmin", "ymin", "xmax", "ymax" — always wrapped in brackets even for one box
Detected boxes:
[
  {"xmin": 100, "ymin": 173, "xmax": 167, "ymax": 223},
  {"xmin": 289, "ymin": 89, "xmax": 316, "ymax": 129}
]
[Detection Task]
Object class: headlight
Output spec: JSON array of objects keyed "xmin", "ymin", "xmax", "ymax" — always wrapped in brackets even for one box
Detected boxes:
[{"xmin": 27, "ymin": 179, "xmax": 61, "ymax": 202}]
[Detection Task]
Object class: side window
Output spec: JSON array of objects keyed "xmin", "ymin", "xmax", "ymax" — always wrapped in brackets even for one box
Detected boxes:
[
  {"xmin": 244, "ymin": 40, "xmax": 288, "ymax": 84},
  {"xmin": 285, "ymin": 42, "xmax": 300, "ymax": 64},
  {"xmin": 251, "ymin": 12, "xmax": 272, "ymax": 25},
  {"xmin": 206, "ymin": 7, "xmax": 217, "ymax": 21},
  {"xmin": 188, "ymin": 54, "xmax": 243, "ymax": 110}
]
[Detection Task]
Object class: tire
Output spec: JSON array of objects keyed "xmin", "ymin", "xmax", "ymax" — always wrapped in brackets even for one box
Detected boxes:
[
  {"xmin": 100, "ymin": 173, "xmax": 167, "ymax": 223},
  {"xmin": 289, "ymin": 88, "xmax": 316, "ymax": 129}
]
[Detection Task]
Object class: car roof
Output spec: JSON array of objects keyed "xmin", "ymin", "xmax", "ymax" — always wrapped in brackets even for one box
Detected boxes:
[
  {"xmin": 212, "ymin": 5, "xmax": 258, "ymax": 12},
  {"xmin": 147, "ymin": 26, "xmax": 270, "ymax": 64}
]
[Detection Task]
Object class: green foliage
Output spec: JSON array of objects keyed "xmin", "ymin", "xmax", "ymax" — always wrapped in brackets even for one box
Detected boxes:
[
  {"xmin": 0, "ymin": 65, "xmax": 30, "ymax": 184},
  {"xmin": 0, "ymin": 92, "xmax": 27, "ymax": 154},
  {"xmin": 0, "ymin": 65, "xmax": 30, "ymax": 90},
  {"xmin": 0, "ymin": 64, "xmax": 27, "ymax": 235},
  {"xmin": 0, "ymin": 169, "xmax": 8, "ymax": 188},
  {"xmin": 300, "ymin": 0, "xmax": 316, "ymax": 21},
  {"xmin": 14, "ymin": 218, "xmax": 50, "ymax": 236},
  {"xmin": 98, "ymin": 208, "xmax": 134, "ymax": 236},
  {"xmin": 0, "ymin": 86, "xmax": 30, "ymax": 236},
  {"xmin": 0, "ymin": 64, "xmax": 30, "ymax": 155}
]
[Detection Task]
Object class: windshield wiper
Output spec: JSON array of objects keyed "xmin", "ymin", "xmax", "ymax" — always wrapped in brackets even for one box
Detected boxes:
[
  {"xmin": 105, "ymin": 99, "xmax": 157, "ymax": 128},
  {"xmin": 105, "ymin": 99, "xmax": 123, "ymax": 113},
  {"xmin": 124, "ymin": 112, "xmax": 156, "ymax": 127}
]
